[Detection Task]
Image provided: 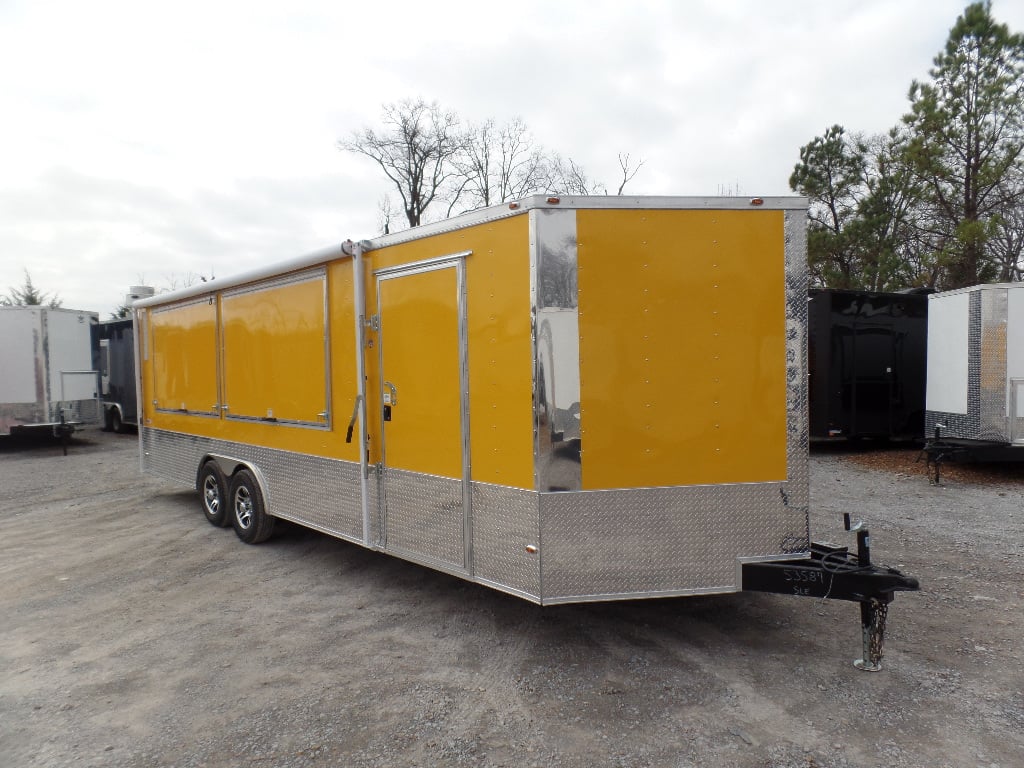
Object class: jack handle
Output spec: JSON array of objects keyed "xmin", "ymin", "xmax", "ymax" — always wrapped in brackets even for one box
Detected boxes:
[{"xmin": 345, "ymin": 395, "xmax": 363, "ymax": 444}]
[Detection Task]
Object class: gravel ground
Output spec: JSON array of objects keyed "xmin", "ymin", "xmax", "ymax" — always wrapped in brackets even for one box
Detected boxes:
[{"xmin": 1, "ymin": 429, "xmax": 1022, "ymax": 768}]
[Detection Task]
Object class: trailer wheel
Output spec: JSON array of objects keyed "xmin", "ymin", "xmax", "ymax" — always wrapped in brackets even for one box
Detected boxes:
[
  {"xmin": 229, "ymin": 469, "xmax": 275, "ymax": 544},
  {"xmin": 102, "ymin": 407, "xmax": 114, "ymax": 432},
  {"xmin": 110, "ymin": 408, "xmax": 123, "ymax": 434},
  {"xmin": 198, "ymin": 461, "xmax": 230, "ymax": 528}
]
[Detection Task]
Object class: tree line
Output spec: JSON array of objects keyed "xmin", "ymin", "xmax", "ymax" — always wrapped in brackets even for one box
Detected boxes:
[
  {"xmin": 344, "ymin": 4, "xmax": 1022, "ymax": 293},
  {"xmin": 790, "ymin": 1, "xmax": 1024, "ymax": 291}
]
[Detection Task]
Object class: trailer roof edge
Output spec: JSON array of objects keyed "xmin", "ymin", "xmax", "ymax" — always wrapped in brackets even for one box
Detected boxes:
[
  {"xmin": 134, "ymin": 195, "xmax": 807, "ymax": 308},
  {"xmin": 132, "ymin": 242, "xmax": 351, "ymax": 308},
  {"xmin": 929, "ymin": 282, "xmax": 1024, "ymax": 299}
]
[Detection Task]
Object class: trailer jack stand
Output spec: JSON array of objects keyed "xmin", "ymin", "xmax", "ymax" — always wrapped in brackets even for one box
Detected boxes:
[
  {"xmin": 54, "ymin": 411, "xmax": 73, "ymax": 457},
  {"xmin": 742, "ymin": 518, "xmax": 918, "ymax": 669},
  {"xmin": 853, "ymin": 597, "xmax": 889, "ymax": 671}
]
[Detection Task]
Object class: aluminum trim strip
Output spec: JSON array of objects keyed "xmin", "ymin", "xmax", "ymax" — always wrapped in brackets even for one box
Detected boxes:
[
  {"xmin": 134, "ymin": 245, "xmax": 350, "ymax": 309},
  {"xmin": 150, "ymin": 295, "xmax": 216, "ymax": 314},
  {"xmin": 542, "ymin": 585, "xmax": 738, "ymax": 606},
  {"xmin": 373, "ymin": 251, "xmax": 472, "ymax": 277},
  {"xmin": 220, "ymin": 267, "xmax": 326, "ymax": 298}
]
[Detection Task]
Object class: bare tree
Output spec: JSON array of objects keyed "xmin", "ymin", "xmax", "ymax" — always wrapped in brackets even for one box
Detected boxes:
[
  {"xmin": 342, "ymin": 99, "xmax": 642, "ymax": 225},
  {"xmin": 615, "ymin": 153, "xmax": 645, "ymax": 195},
  {"xmin": 544, "ymin": 154, "xmax": 606, "ymax": 195},
  {"xmin": 458, "ymin": 118, "xmax": 551, "ymax": 209},
  {"xmin": 377, "ymin": 194, "xmax": 398, "ymax": 236},
  {"xmin": 340, "ymin": 99, "xmax": 466, "ymax": 228},
  {"xmin": 161, "ymin": 272, "xmax": 213, "ymax": 293}
]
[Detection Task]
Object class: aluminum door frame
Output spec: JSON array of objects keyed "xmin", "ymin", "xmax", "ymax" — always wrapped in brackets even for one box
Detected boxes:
[{"xmin": 374, "ymin": 252, "xmax": 473, "ymax": 574}]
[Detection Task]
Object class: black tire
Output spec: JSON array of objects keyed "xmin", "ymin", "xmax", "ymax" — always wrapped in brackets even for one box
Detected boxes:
[
  {"xmin": 229, "ymin": 469, "xmax": 275, "ymax": 544},
  {"xmin": 102, "ymin": 407, "xmax": 114, "ymax": 432},
  {"xmin": 198, "ymin": 461, "xmax": 230, "ymax": 527},
  {"xmin": 110, "ymin": 408, "xmax": 123, "ymax": 434}
]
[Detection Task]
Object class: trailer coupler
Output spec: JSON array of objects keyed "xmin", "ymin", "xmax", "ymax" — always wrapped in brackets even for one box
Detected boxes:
[{"xmin": 742, "ymin": 519, "xmax": 919, "ymax": 671}]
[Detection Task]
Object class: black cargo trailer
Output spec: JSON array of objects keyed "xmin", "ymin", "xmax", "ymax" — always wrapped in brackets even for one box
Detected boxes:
[
  {"xmin": 808, "ymin": 289, "xmax": 929, "ymax": 440},
  {"xmin": 94, "ymin": 318, "xmax": 138, "ymax": 432}
]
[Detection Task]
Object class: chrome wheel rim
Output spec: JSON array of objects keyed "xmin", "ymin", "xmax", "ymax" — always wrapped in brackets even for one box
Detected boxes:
[
  {"xmin": 234, "ymin": 486, "xmax": 253, "ymax": 529},
  {"xmin": 202, "ymin": 475, "xmax": 220, "ymax": 516}
]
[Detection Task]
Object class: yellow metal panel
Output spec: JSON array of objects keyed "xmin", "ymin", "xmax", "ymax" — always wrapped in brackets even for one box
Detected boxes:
[
  {"xmin": 577, "ymin": 209, "xmax": 788, "ymax": 489},
  {"xmin": 142, "ymin": 262, "xmax": 364, "ymax": 460},
  {"xmin": 366, "ymin": 215, "xmax": 534, "ymax": 489},
  {"xmin": 221, "ymin": 275, "xmax": 327, "ymax": 424},
  {"xmin": 379, "ymin": 267, "xmax": 462, "ymax": 479},
  {"xmin": 149, "ymin": 299, "xmax": 219, "ymax": 414}
]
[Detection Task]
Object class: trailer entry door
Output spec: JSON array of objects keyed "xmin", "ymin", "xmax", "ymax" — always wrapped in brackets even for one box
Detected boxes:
[{"xmin": 375, "ymin": 258, "xmax": 470, "ymax": 573}]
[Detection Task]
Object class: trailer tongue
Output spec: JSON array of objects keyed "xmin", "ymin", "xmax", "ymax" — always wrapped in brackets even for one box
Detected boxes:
[{"xmin": 743, "ymin": 513, "xmax": 919, "ymax": 671}]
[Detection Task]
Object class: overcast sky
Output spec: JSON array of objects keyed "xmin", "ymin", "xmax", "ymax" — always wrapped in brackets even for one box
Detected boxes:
[{"xmin": 2, "ymin": 0, "xmax": 1023, "ymax": 317}]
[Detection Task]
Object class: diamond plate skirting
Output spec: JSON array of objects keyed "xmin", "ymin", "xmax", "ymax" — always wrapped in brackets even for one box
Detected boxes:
[
  {"xmin": 539, "ymin": 482, "xmax": 808, "ymax": 601},
  {"xmin": 141, "ymin": 428, "xmax": 365, "ymax": 541},
  {"xmin": 380, "ymin": 467, "xmax": 465, "ymax": 570},
  {"xmin": 143, "ymin": 427, "xmax": 806, "ymax": 602},
  {"xmin": 471, "ymin": 482, "xmax": 540, "ymax": 599}
]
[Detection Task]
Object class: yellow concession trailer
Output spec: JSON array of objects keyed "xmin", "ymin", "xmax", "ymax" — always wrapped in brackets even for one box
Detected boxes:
[{"xmin": 136, "ymin": 197, "xmax": 916, "ymax": 651}]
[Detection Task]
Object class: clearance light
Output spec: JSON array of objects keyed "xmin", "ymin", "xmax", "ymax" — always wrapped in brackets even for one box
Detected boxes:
[
  {"xmin": 546, "ymin": 197, "xmax": 561, "ymax": 205},
  {"xmin": 750, "ymin": 197, "xmax": 765, "ymax": 206},
  {"xmin": 508, "ymin": 202, "xmax": 520, "ymax": 210}
]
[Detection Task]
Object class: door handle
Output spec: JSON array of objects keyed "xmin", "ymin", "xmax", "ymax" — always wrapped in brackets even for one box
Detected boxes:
[{"xmin": 383, "ymin": 380, "xmax": 398, "ymax": 406}]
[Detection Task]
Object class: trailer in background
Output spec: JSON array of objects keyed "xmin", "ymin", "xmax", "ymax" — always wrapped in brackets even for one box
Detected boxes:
[
  {"xmin": 925, "ymin": 283, "xmax": 1024, "ymax": 470},
  {"xmin": 0, "ymin": 306, "xmax": 100, "ymax": 437},
  {"xmin": 135, "ymin": 195, "xmax": 917, "ymax": 668},
  {"xmin": 807, "ymin": 288, "xmax": 929, "ymax": 440},
  {"xmin": 95, "ymin": 287, "xmax": 153, "ymax": 432},
  {"xmin": 96, "ymin": 319, "xmax": 138, "ymax": 432}
]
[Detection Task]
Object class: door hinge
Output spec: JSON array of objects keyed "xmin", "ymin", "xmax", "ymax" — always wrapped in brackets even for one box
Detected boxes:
[{"xmin": 366, "ymin": 314, "xmax": 380, "ymax": 332}]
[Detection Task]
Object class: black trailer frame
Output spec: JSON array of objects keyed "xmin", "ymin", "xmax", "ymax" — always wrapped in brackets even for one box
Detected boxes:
[{"xmin": 742, "ymin": 515, "xmax": 919, "ymax": 670}]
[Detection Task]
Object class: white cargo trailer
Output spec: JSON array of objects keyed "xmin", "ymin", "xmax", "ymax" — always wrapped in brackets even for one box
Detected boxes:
[
  {"xmin": 0, "ymin": 306, "xmax": 101, "ymax": 437},
  {"xmin": 925, "ymin": 283, "xmax": 1024, "ymax": 466}
]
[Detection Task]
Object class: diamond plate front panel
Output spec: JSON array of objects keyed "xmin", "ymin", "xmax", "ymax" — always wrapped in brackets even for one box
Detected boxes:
[
  {"xmin": 141, "ymin": 428, "xmax": 365, "ymax": 541},
  {"xmin": 784, "ymin": 209, "xmax": 811, "ymax": 517},
  {"xmin": 382, "ymin": 468, "xmax": 465, "ymax": 569},
  {"xmin": 539, "ymin": 483, "xmax": 808, "ymax": 600},
  {"xmin": 980, "ymin": 288, "xmax": 1009, "ymax": 441},
  {"xmin": 471, "ymin": 482, "xmax": 540, "ymax": 599}
]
